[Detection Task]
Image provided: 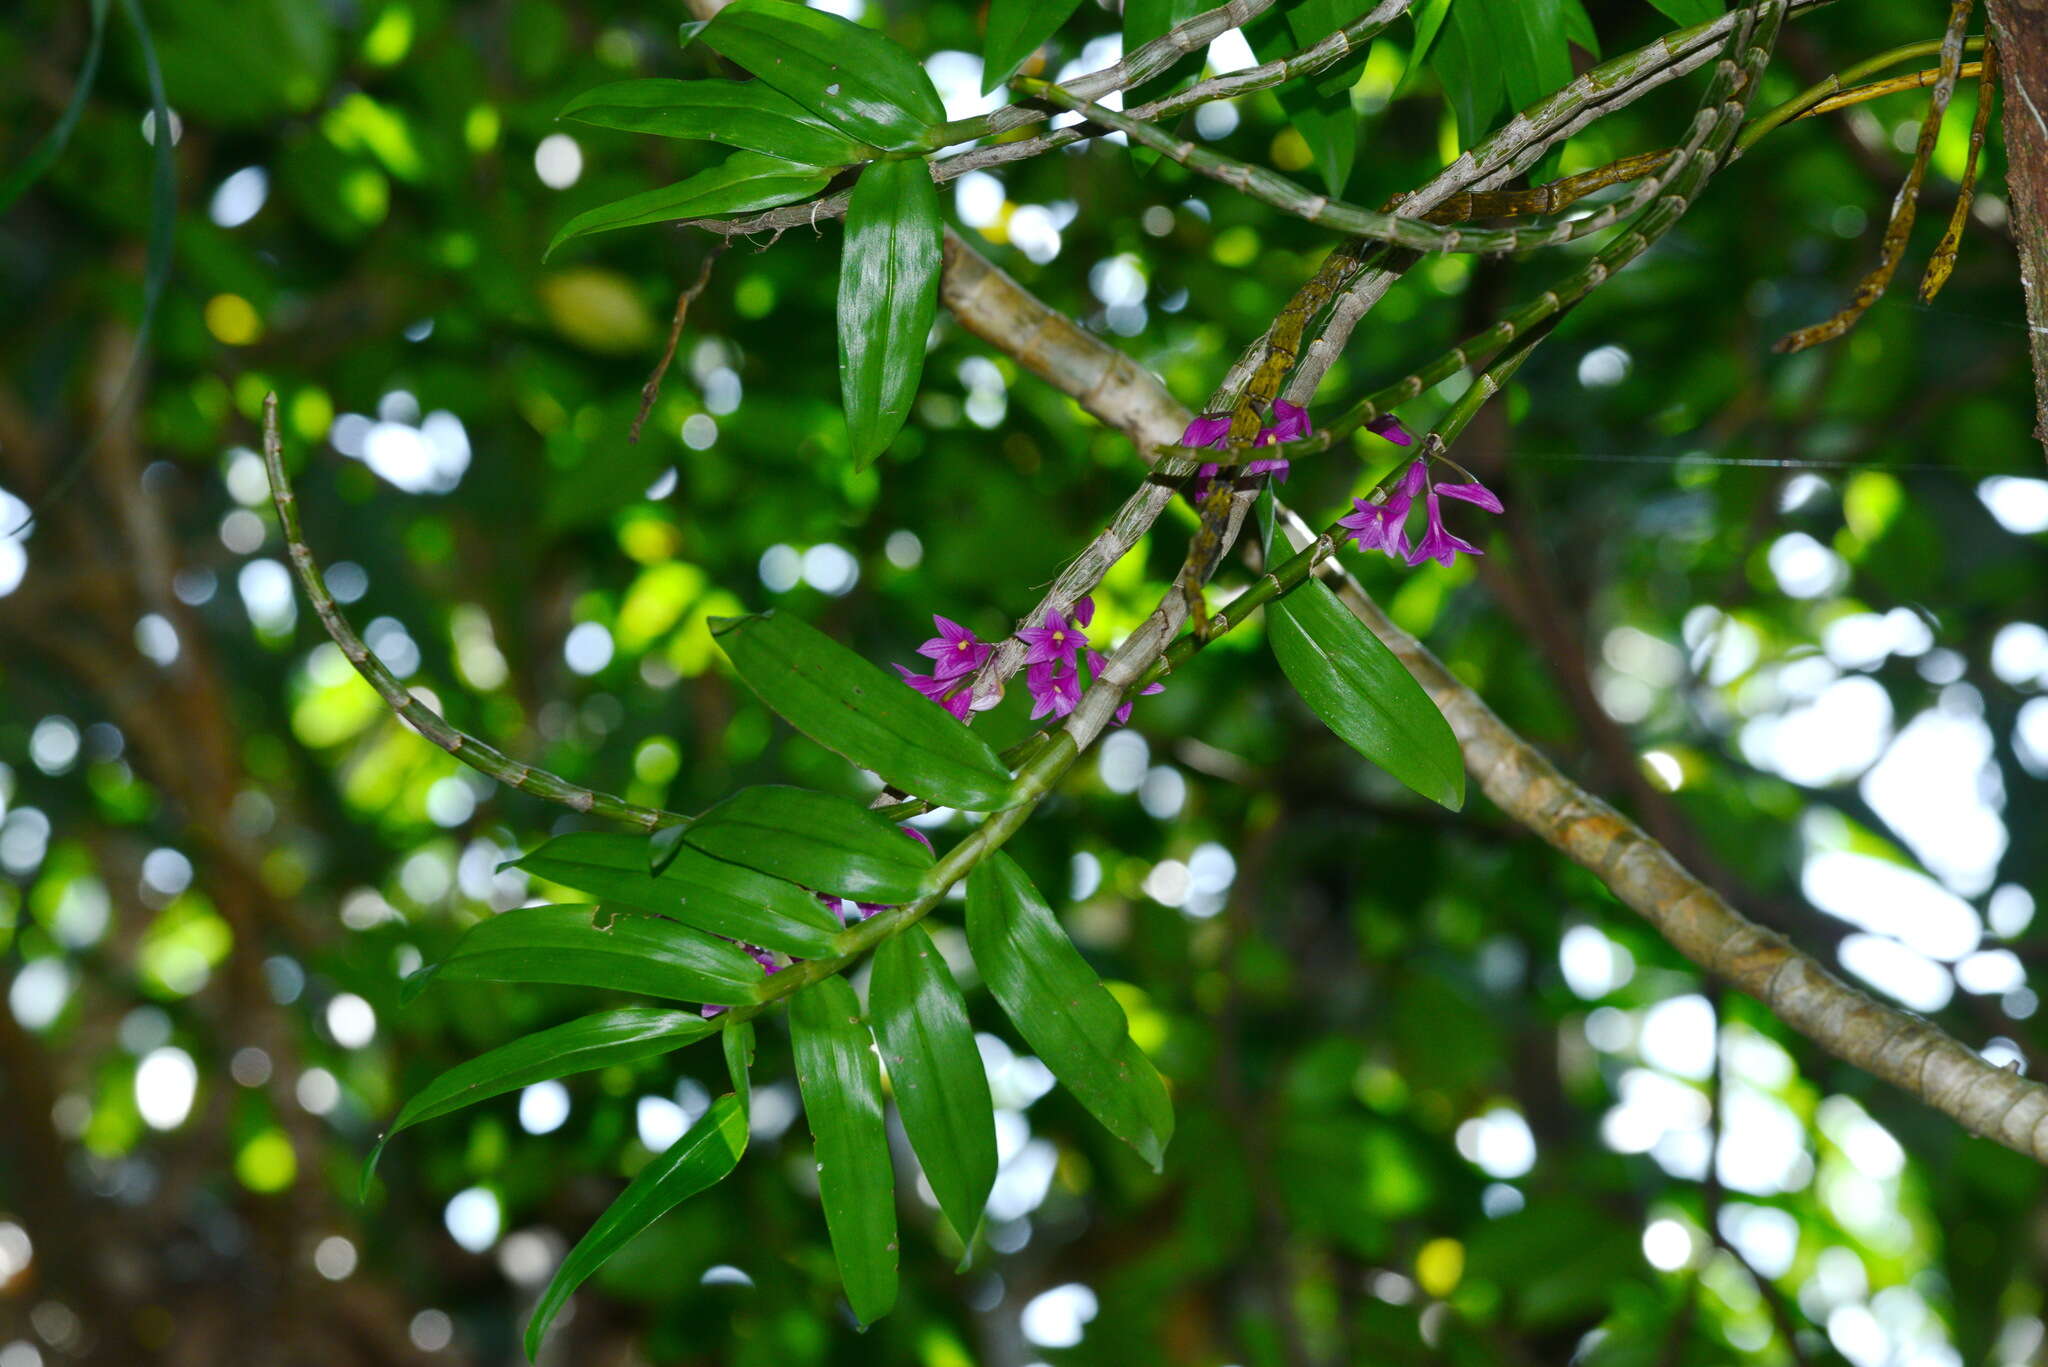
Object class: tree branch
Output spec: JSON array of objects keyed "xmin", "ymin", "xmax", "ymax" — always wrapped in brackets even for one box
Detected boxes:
[{"xmin": 931, "ymin": 228, "xmax": 2048, "ymax": 1168}]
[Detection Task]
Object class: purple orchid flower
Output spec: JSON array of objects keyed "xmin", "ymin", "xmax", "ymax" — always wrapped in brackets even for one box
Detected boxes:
[
  {"xmin": 1256, "ymin": 399, "xmax": 1312, "ymax": 446},
  {"xmin": 1072, "ymin": 595, "xmax": 1096, "ymax": 628},
  {"xmin": 1026, "ymin": 659, "xmax": 1081, "ymax": 720},
  {"xmin": 1405, "ymin": 488, "xmax": 1489, "ymax": 567},
  {"xmin": 1367, "ymin": 414, "xmax": 1415, "ymax": 446},
  {"xmin": 1182, "ymin": 413, "xmax": 1232, "ymax": 449},
  {"xmin": 1434, "ymin": 479, "xmax": 1504, "ymax": 514},
  {"xmin": 1018, "ymin": 608, "xmax": 1088, "ymax": 665},
  {"xmin": 917, "ymin": 614, "xmax": 991, "ymax": 681},
  {"xmin": 893, "ymin": 662, "xmax": 974, "ymax": 721}
]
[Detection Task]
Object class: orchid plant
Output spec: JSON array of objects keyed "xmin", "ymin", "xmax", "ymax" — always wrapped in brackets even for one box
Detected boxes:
[{"xmin": 248, "ymin": 0, "xmax": 2032, "ymax": 1355}]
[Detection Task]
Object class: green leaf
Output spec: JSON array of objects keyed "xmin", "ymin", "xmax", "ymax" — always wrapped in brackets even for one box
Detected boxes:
[
  {"xmin": 525, "ymin": 1094, "xmax": 749, "ymax": 1359},
  {"xmin": 650, "ymin": 822, "xmax": 688, "ymax": 873},
  {"xmin": 713, "ymin": 611, "xmax": 1014, "ymax": 809},
  {"xmin": 724, "ymin": 1019, "xmax": 756, "ymax": 1114},
  {"xmin": 682, "ymin": 786, "xmax": 939, "ymax": 905},
  {"xmin": 982, "ymin": 0, "xmax": 1086, "ymax": 94},
  {"xmin": 871, "ymin": 925, "xmax": 997, "ymax": 1248},
  {"xmin": 1467, "ymin": 0, "xmax": 1571, "ymax": 115},
  {"xmin": 1246, "ymin": 6, "xmax": 1359, "ymax": 196},
  {"xmin": 1432, "ymin": 0, "xmax": 1502, "ymax": 149},
  {"xmin": 965, "ymin": 855, "xmax": 1173, "ymax": 1170},
  {"xmin": 1405, "ymin": 0, "xmax": 1454, "ymax": 85},
  {"xmin": 1266, "ymin": 580, "xmax": 1464, "ymax": 809},
  {"xmin": 561, "ymin": 78, "xmax": 878, "ymax": 166},
  {"xmin": 365, "ymin": 1008, "xmax": 714, "ymax": 1194},
  {"xmin": 1256, "ymin": 485, "xmax": 1279, "ymax": 565},
  {"xmin": 1560, "ymin": 0, "xmax": 1600, "ymax": 57},
  {"xmin": 838, "ymin": 159, "xmax": 943, "ymax": 468},
  {"xmin": 1644, "ymin": 0, "xmax": 1724, "ymax": 25},
  {"xmin": 547, "ymin": 150, "xmax": 834, "ymax": 258},
  {"xmin": 510, "ymin": 829, "xmax": 845, "ymax": 958},
  {"xmin": 401, "ymin": 905, "xmax": 770, "ymax": 1006},
  {"xmin": 789, "ymin": 977, "xmax": 898, "ymax": 1325},
  {"xmin": 1284, "ymin": 0, "xmax": 1377, "ymax": 98},
  {"xmin": 699, "ymin": 0, "xmax": 943, "ymax": 153}
]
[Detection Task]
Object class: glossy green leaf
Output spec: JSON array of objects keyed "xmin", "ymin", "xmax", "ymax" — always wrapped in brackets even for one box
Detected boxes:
[
  {"xmin": 561, "ymin": 78, "xmax": 878, "ymax": 166},
  {"xmin": 871, "ymin": 925, "xmax": 997, "ymax": 1247},
  {"xmin": 682, "ymin": 786, "xmax": 939, "ymax": 905},
  {"xmin": 510, "ymin": 829, "xmax": 845, "ymax": 958},
  {"xmin": 547, "ymin": 150, "xmax": 834, "ymax": 257},
  {"xmin": 1645, "ymin": 0, "xmax": 1723, "ymax": 25},
  {"xmin": 525, "ymin": 1094, "xmax": 749, "ymax": 1359},
  {"xmin": 1246, "ymin": 5, "xmax": 1359, "ymax": 197},
  {"xmin": 1432, "ymin": 0, "xmax": 1502, "ymax": 149},
  {"xmin": 1560, "ymin": 0, "xmax": 1600, "ymax": 57},
  {"xmin": 1284, "ymin": 0, "xmax": 1376, "ymax": 98},
  {"xmin": 789, "ymin": 977, "xmax": 897, "ymax": 1325},
  {"xmin": 724, "ymin": 1019, "xmax": 755, "ymax": 1114},
  {"xmin": 966, "ymin": 855, "xmax": 1173, "ymax": 1170},
  {"xmin": 981, "ymin": 0, "xmax": 1086, "ymax": 94},
  {"xmin": 1405, "ymin": 0, "xmax": 1454, "ymax": 84},
  {"xmin": 364, "ymin": 1007, "xmax": 714, "ymax": 1194},
  {"xmin": 1256, "ymin": 486, "xmax": 1279, "ymax": 566},
  {"xmin": 1466, "ymin": 0, "xmax": 1570, "ymax": 115},
  {"xmin": 650, "ymin": 822, "xmax": 688, "ymax": 873},
  {"xmin": 838, "ymin": 158, "xmax": 943, "ymax": 468},
  {"xmin": 1266, "ymin": 580, "xmax": 1464, "ymax": 809},
  {"xmin": 699, "ymin": 0, "xmax": 943, "ymax": 153},
  {"xmin": 401, "ymin": 904, "xmax": 770, "ymax": 1005},
  {"xmin": 712, "ymin": 611, "xmax": 1014, "ymax": 809}
]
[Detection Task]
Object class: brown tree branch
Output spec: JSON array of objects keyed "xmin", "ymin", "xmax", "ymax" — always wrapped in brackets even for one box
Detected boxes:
[{"xmin": 932, "ymin": 231, "xmax": 2048, "ymax": 1167}]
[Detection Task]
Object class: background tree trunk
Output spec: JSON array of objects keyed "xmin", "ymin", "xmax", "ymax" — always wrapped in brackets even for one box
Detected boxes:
[{"xmin": 1986, "ymin": 0, "xmax": 2048, "ymax": 459}]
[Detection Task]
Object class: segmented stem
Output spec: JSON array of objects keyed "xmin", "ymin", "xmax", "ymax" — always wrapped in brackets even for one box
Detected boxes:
[
  {"xmin": 1017, "ymin": 3, "xmax": 1766, "ymax": 262},
  {"xmin": 1921, "ymin": 44, "xmax": 1998, "ymax": 302},
  {"xmin": 1313, "ymin": 0, "xmax": 1786, "ymax": 454},
  {"xmin": 1775, "ymin": 0, "xmax": 1975, "ymax": 353},
  {"xmin": 260, "ymin": 394, "xmax": 678, "ymax": 830}
]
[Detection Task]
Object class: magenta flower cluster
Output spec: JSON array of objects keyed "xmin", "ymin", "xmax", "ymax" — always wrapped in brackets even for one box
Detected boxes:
[
  {"xmin": 1181, "ymin": 400, "xmax": 1412, "ymax": 503},
  {"xmin": 894, "ymin": 598, "xmax": 1161, "ymax": 730},
  {"xmin": 1337, "ymin": 458, "xmax": 1502, "ymax": 567},
  {"xmin": 891, "ymin": 614, "xmax": 989, "ymax": 720}
]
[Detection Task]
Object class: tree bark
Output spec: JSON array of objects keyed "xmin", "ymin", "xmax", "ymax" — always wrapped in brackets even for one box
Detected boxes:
[{"xmin": 1984, "ymin": 0, "xmax": 2048, "ymax": 459}]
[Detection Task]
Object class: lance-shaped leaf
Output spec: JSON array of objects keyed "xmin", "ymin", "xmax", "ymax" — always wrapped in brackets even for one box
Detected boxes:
[
  {"xmin": 871, "ymin": 925, "xmax": 996, "ymax": 1249},
  {"xmin": 789, "ymin": 977, "xmax": 898, "ymax": 1325},
  {"xmin": 724, "ymin": 1019, "xmax": 756, "ymax": 1114},
  {"xmin": 561, "ymin": 78, "xmax": 878, "ymax": 167},
  {"xmin": 364, "ymin": 1008, "xmax": 715, "ymax": 1193},
  {"xmin": 1266, "ymin": 580, "xmax": 1464, "ymax": 810},
  {"xmin": 1467, "ymin": 0, "xmax": 1571, "ymax": 116},
  {"xmin": 981, "ymin": 0, "xmax": 1086, "ymax": 94},
  {"xmin": 682, "ymin": 786, "xmax": 938, "ymax": 905},
  {"xmin": 838, "ymin": 158, "xmax": 942, "ymax": 468},
  {"xmin": 510, "ymin": 829, "xmax": 845, "ymax": 958},
  {"xmin": 401, "ymin": 905, "xmax": 770, "ymax": 1006},
  {"xmin": 525, "ymin": 1093, "xmax": 749, "ymax": 1359},
  {"xmin": 548, "ymin": 150, "xmax": 834, "ymax": 257},
  {"xmin": 713, "ymin": 611, "xmax": 1014, "ymax": 810},
  {"xmin": 699, "ymin": 0, "xmax": 944, "ymax": 152},
  {"xmin": 966, "ymin": 855, "xmax": 1173, "ymax": 1171}
]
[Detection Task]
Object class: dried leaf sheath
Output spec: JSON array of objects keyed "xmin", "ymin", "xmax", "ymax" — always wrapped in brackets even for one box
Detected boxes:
[
  {"xmin": 1922, "ymin": 43, "xmax": 2000, "ymax": 301},
  {"xmin": 1774, "ymin": 0, "xmax": 1976, "ymax": 353}
]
